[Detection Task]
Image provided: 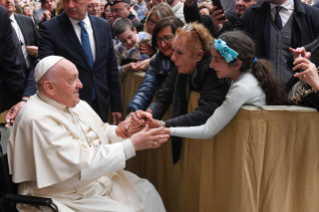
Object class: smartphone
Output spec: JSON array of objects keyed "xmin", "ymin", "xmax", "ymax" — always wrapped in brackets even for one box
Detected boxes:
[
  {"xmin": 212, "ymin": 0, "xmax": 226, "ymax": 21},
  {"xmin": 133, "ymin": 4, "xmax": 140, "ymax": 12}
]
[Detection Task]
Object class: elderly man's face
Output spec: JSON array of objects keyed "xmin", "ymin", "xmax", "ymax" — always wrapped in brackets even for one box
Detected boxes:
[
  {"xmin": 110, "ymin": 2, "xmax": 130, "ymax": 19},
  {"xmin": 0, "ymin": 0, "xmax": 15, "ymax": 14},
  {"xmin": 88, "ymin": 0, "xmax": 100, "ymax": 16},
  {"xmin": 63, "ymin": 0, "xmax": 88, "ymax": 21},
  {"xmin": 53, "ymin": 60, "xmax": 83, "ymax": 108}
]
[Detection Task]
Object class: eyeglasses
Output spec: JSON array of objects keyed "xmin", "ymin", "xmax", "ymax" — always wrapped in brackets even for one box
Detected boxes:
[
  {"xmin": 148, "ymin": 18, "xmax": 157, "ymax": 26},
  {"xmin": 156, "ymin": 35, "xmax": 173, "ymax": 45},
  {"xmin": 88, "ymin": 4, "xmax": 100, "ymax": 9},
  {"xmin": 105, "ymin": 9, "xmax": 111, "ymax": 13},
  {"xmin": 182, "ymin": 25, "xmax": 205, "ymax": 49},
  {"xmin": 110, "ymin": 4, "xmax": 128, "ymax": 13}
]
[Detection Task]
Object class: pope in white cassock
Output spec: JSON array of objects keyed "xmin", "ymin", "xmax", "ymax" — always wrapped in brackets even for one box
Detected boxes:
[{"xmin": 7, "ymin": 56, "xmax": 168, "ymax": 212}]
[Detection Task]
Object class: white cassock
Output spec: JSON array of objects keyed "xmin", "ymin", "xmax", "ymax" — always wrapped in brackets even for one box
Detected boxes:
[{"xmin": 7, "ymin": 93, "xmax": 166, "ymax": 212}]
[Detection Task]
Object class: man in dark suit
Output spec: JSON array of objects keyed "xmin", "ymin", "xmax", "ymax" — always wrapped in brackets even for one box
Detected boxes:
[
  {"xmin": 0, "ymin": 0, "xmax": 38, "ymax": 122},
  {"xmin": 36, "ymin": 0, "xmax": 122, "ymax": 123},
  {"xmin": 232, "ymin": 0, "xmax": 319, "ymax": 86},
  {"xmin": 0, "ymin": 5, "xmax": 26, "ymax": 114}
]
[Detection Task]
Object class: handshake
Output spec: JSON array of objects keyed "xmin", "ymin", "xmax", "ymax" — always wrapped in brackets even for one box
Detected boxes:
[{"xmin": 116, "ymin": 110, "xmax": 171, "ymax": 151}]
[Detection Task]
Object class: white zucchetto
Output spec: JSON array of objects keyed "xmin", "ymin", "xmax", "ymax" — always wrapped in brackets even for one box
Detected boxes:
[{"xmin": 34, "ymin": 56, "xmax": 64, "ymax": 82}]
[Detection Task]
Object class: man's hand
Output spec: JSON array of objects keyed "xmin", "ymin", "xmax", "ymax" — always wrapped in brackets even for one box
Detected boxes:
[
  {"xmin": 26, "ymin": 46, "xmax": 38, "ymax": 57},
  {"xmin": 43, "ymin": 10, "xmax": 51, "ymax": 20},
  {"xmin": 289, "ymin": 47, "xmax": 311, "ymax": 60},
  {"xmin": 112, "ymin": 112, "xmax": 122, "ymax": 125},
  {"xmin": 293, "ymin": 57, "xmax": 319, "ymax": 92},
  {"xmin": 6, "ymin": 101, "xmax": 26, "ymax": 123},
  {"xmin": 130, "ymin": 125, "xmax": 170, "ymax": 151},
  {"xmin": 115, "ymin": 119, "xmax": 130, "ymax": 138},
  {"xmin": 211, "ymin": 6, "xmax": 228, "ymax": 33},
  {"xmin": 139, "ymin": 42, "xmax": 154, "ymax": 56}
]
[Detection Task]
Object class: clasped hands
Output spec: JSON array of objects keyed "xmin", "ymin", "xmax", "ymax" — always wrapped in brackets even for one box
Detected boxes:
[{"xmin": 116, "ymin": 110, "xmax": 170, "ymax": 150}]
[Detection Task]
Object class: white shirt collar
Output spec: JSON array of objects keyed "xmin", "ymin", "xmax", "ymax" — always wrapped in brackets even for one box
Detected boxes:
[
  {"xmin": 69, "ymin": 13, "xmax": 91, "ymax": 27},
  {"xmin": 9, "ymin": 14, "xmax": 17, "ymax": 23},
  {"xmin": 270, "ymin": 0, "xmax": 294, "ymax": 11}
]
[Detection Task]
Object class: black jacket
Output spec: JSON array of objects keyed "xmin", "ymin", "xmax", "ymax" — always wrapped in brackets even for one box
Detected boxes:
[
  {"xmin": 233, "ymin": 0, "xmax": 319, "ymax": 59},
  {"xmin": 0, "ymin": 6, "xmax": 26, "ymax": 113},
  {"xmin": 127, "ymin": 52, "xmax": 174, "ymax": 114},
  {"xmin": 148, "ymin": 56, "xmax": 229, "ymax": 163}
]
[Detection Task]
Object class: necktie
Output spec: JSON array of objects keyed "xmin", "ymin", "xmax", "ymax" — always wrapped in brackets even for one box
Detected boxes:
[
  {"xmin": 10, "ymin": 20, "xmax": 27, "ymax": 70},
  {"xmin": 78, "ymin": 21, "xmax": 96, "ymax": 100},
  {"xmin": 274, "ymin": 6, "xmax": 283, "ymax": 31}
]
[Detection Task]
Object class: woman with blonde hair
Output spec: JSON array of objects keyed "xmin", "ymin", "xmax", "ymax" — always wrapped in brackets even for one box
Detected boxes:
[
  {"xmin": 129, "ymin": 22, "xmax": 229, "ymax": 163},
  {"xmin": 139, "ymin": 3, "xmax": 175, "ymax": 65},
  {"xmin": 144, "ymin": 3, "xmax": 175, "ymax": 35}
]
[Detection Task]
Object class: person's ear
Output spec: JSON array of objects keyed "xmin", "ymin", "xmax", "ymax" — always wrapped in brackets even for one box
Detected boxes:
[
  {"xmin": 234, "ymin": 60, "xmax": 242, "ymax": 71},
  {"xmin": 43, "ymin": 81, "xmax": 56, "ymax": 96},
  {"xmin": 127, "ymin": 4, "xmax": 131, "ymax": 10},
  {"xmin": 196, "ymin": 49, "xmax": 204, "ymax": 62},
  {"xmin": 133, "ymin": 27, "xmax": 137, "ymax": 34}
]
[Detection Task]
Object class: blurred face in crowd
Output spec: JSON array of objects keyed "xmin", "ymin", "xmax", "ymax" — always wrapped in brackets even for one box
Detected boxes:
[
  {"xmin": 156, "ymin": 26, "xmax": 174, "ymax": 58},
  {"xmin": 171, "ymin": 35, "xmax": 202, "ymax": 75},
  {"xmin": 147, "ymin": 13, "xmax": 159, "ymax": 35},
  {"xmin": 146, "ymin": 0, "xmax": 153, "ymax": 10},
  {"xmin": 63, "ymin": 0, "xmax": 88, "ymax": 21},
  {"xmin": 42, "ymin": 0, "xmax": 55, "ymax": 11},
  {"xmin": 118, "ymin": 27, "xmax": 137, "ymax": 49},
  {"xmin": 88, "ymin": 0, "xmax": 100, "ymax": 17},
  {"xmin": 17, "ymin": 1, "xmax": 24, "ymax": 8},
  {"xmin": 46, "ymin": 59, "xmax": 83, "ymax": 108},
  {"xmin": 235, "ymin": 0, "xmax": 255, "ymax": 16},
  {"xmin": 110, "ymin": 2, "xmax": 130, "ymax": 19},
  {"xmin": 100, "ymin": 0, "xmax": 105, "ymax": 12},
  {"xmin": 104, "ymin": 5, "xmax": 112, "ymax": 20},
  {"xmin": 23, "ymin": 6, "xmax": 33, "ymax": 17},
  {"xmin": 199, "ymin": 8, "xmax": 210, "ymax": 15},
  {"xmin": 0, "ymin": 0, "xmax": 15, "ymax": 15}
]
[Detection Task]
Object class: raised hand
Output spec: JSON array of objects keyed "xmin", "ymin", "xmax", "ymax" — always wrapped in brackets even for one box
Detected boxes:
[
  {"xmin": 293, "ymin": 57, "xmax": 319, "ymax": 92},
  {"xmin": 211, "ymin": 6, "xmax": 228, "ymax": 33}
]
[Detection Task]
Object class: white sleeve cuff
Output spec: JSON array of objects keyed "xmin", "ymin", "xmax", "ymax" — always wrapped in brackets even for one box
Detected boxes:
[{"xmin": 122, "ymin": 139, "xmax": 136, "ymax": 160}]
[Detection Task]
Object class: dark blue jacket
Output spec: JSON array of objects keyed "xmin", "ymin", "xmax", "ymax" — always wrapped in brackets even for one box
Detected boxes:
[
  {"xmin": 127, "ymin": 52, "xmax": 174, "ymax": 113},
  {"xmin": 0, "ymin": 6, "xmax": 26, "ymax": 112}
]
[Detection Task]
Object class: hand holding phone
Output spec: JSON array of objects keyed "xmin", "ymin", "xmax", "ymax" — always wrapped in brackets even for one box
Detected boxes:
[{"xmin": 212, "ymin": 0, "xmax": 226, "ymax": 20}]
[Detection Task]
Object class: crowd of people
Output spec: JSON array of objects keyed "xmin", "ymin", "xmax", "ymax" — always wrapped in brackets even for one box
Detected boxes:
[{"xmin": 1, "ymin": 0, "xmax": 319, "ymax": 210}]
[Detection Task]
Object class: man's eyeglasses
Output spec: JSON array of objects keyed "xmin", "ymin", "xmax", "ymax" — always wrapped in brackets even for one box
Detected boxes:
[
  {"xmin": 156, "ymin": 35, "xmax": 173, "ymax": 45},
  {"xmin": 110, "ymin": 4, "xmax": 128, "ymax": 13},
  {"xmin": 182, "ymin": 25, "xmax": 205, "ymax": 48},
  {"xmin": 88, "ymin": 4, "xmax": 100, "ymax": 9}
]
